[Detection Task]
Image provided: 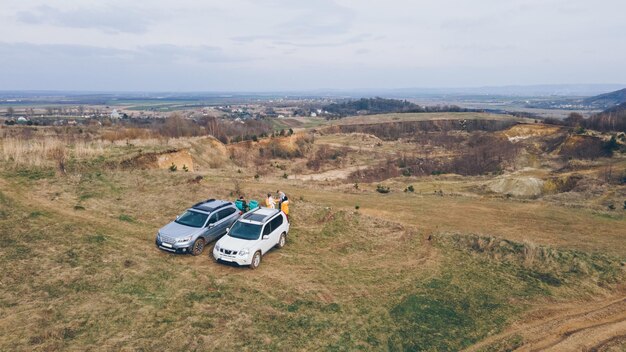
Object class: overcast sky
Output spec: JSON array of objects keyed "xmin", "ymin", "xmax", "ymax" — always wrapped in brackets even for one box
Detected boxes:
[{"xmin": 1, "ymin": 0, "xmax": 625, "ymax": 91}]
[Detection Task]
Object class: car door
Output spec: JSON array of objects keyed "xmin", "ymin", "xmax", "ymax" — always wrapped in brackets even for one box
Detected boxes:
[
  {"xmin": 204, "ymin": 212, "xmax": 220, "ymax": 242},
  {"xmin": 269, "ymin": 215, "xmax": 283, "ymax": 245},
  {"xmin": 221, "ymin": 207, "xmax": 239, "ymax": 228},
  {"xmin": 216, "ymin": 207, "xmax": 236, "ymax": 236},
  {"xmin": 260, "ymin": 222, "xmax": 274, "ymax": 254}
]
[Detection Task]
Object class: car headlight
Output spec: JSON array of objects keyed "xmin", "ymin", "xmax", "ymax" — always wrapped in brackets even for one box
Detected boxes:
[
  {"xmin": 177, "ymin": 236, "xmax": 193, "ymax": 243},
  {"xmin": 238, "ymin": 248, "xmax": 249, "ymax": 257},
  {"xmin": 215, "ymin": 244, "xmax": 221, "ymax": 251}
]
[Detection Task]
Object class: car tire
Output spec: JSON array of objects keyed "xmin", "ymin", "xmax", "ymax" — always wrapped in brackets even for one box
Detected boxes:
[
  {"xmin": 276, "ymin": 232, "xmax": 286, "ymax": 249},
  {"xmin": 191, "ymin": 238, "xmax": 205, "ymax": 256},
  {"xmin": 250, "ymin": 251, "xmax": 261, "ymax": 269}
]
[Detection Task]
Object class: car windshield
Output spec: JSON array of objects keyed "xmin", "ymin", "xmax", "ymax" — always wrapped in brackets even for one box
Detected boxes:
[
  {"xmin": 228, "ymin": 221, "xmax": 262, "ymax": 240},
  {"xmin": 175, "ymin": 210, "xmax": 208, "ymax": 228}
]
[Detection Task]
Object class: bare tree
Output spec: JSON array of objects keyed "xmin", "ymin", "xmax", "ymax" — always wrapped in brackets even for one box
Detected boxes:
[{"xmin": 6, "ymin": 106, "xmax": 14, "ymax": 117}]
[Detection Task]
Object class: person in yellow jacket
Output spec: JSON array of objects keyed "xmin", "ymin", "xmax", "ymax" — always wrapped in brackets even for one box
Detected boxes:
[
  {"xmin": 265, "ymin": 193, "xmax": 277, "ymax": 209},
  {"xmin": 280, "ymin": 195, "xmax": 289, "ymax": 221}
]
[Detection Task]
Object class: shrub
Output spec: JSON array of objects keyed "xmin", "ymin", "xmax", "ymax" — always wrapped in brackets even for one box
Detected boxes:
[
  {"xmin": 405, "ymin": 185, "xmax": 415, "ymax": 193},
  {"xmin": 169, "ymin": 163, "xmax": 177, "ymax": 172},
  {"xmin": 376, "ymin": 184, "xmax": 390, "ymax": 194},
  {"xmin": 282, "ymin": 172, "xmax": 288, "ymax": 179},
  {"xmin": 182, "ymin": 165, "xmax": 189, "ymax": 172},
  {"xmin": 355, "ymin": 204, "xmax": 360, "ymax": 210}
]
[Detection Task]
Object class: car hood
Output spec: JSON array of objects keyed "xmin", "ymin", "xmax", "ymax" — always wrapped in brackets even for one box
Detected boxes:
[
  {"xmin": 159, "ymin": 221, "xmax": 202, "ymax": 238},
  {"xmin": 217, "ymin": 234, "xmax": 259, "ymax": 250}
]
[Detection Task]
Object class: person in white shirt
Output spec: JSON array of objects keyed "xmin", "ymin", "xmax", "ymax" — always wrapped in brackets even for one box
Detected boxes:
[{"xmin": 265, "ymin": 193, "xmax": 276, "ymax": 209}]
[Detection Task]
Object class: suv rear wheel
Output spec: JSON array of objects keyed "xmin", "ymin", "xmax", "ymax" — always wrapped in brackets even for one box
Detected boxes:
[
  {"xmin": 191, "ymin": 238, "xmax": 205, "ymax": 256},
  {"xmin": 250, "ymin": 251, "xmax": 261, "ymax": 269},
  {"xmin": 276, "ymin": 232, "xmax": 286, "ymax": 249}
]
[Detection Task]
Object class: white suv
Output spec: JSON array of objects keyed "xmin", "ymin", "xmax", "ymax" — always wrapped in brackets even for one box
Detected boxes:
[{"xmin": 213, "ymin": 207, "xmax": 289, "ymax": 269}]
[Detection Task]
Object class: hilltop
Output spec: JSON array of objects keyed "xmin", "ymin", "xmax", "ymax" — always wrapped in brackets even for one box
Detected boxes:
[{"xmin": 582, "ymin": 88, "xmax": 626, "ymax": 109}]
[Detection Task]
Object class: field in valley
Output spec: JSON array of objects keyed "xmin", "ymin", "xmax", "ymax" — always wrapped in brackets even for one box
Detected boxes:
[{"xmin": 0, "ymin": 112, "xmax": 625, "ymax": 351}]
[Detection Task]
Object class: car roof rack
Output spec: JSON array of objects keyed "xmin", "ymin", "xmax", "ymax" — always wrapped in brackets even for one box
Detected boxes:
[
  {"xmin": 242, "ymin": 207, "xmax": 279, "ymax": 223},
  {"xmin": 191, "ymin": 198, "xmax": 217, "ymax": 208}
]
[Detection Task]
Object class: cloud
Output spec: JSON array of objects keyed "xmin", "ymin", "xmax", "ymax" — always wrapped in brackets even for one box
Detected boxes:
[
  {"xmin": 16, "ymin": 5, "xmax": 156, "ymax": 34},
  {"xmin": 271, "ymin": 33, "xmax": 376, "ymax": 48},
  {"xmin": 232, "ymin": 0, "xmax": 356, "ymax": 44},
  {"xmin": 0, "ymin": 42, "xmax": 245, "ymax": 66}
]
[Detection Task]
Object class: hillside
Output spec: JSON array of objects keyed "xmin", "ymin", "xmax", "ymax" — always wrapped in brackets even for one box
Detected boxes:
[
  {"xmin": 585, "ymin": 102, "xmax": 626, "ymax": 132},
  {"xmin": 0, "ymin": 114, "xmax": 625, "ymax": 351},
  {"xmin": 582, "ymin": 88, "xmax": 626, "ymax": 109}
]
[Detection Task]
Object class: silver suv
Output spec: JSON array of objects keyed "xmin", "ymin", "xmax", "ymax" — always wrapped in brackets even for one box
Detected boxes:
[{"xmin": 156, "ymin": 199, "xmax": 241, "ymax": 255}]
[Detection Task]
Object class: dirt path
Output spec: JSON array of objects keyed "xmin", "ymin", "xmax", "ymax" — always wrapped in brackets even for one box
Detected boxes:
[
  {"xmin": 289, "ymin": 165, "xmax": 365, "ymax": 181},
  {"xmin": 465, "ymin": 294, "xmax": 626, "ymax": 351}
]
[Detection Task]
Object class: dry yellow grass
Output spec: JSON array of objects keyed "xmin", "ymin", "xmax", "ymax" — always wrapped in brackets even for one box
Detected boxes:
[{"xmin": 0, "ymin": 121, "xmax": 624, "ymax": 350}]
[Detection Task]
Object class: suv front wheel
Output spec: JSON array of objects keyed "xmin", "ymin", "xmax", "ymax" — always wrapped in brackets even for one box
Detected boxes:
[
  {"xmin": 250, "ymin": 251, "xmax": 262, "ymax": 269},
  {"xmin": 191, "ymin": 238, "xmax": 205, "ymax": 256}
]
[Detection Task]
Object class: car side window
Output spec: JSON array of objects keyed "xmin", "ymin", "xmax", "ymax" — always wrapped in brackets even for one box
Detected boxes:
[
  {"xmin": 270, "ymin": 215, "xmax": 283, "ymax": 233},
  {"xmin": 262, "ymin": 222, "xmax": 272, "ymax": 236},
  {"xmin": 217, "ymin": 207, "xmax": 236, "ymax": 220},
  {"xmin": 207, "ymin": 213, "xmax": 218, "ymax": 225}
]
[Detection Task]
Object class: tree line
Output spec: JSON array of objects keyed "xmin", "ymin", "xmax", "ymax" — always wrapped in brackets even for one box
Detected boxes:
[{"xmin": 322, "ymin": 97, "xmax": 474, "ymax": 118}]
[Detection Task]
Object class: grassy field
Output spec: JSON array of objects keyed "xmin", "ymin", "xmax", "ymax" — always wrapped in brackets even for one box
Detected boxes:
[
  {"xmin": 1, "ymin": 115, "xmax": 625, "ymax": 351},
  {"xmin": 0, "ymin": 163, "xmax": 624, "ymax": 351}
]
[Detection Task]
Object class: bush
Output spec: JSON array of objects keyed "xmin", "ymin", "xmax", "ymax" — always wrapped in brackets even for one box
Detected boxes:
[
  {"xmin": 405, "ymin": 185, "xmax": 415, "ymax": 193},
  {"xmin": 169, "ymin": 163, "xmax": 177, "ymax": 172},
  {"xmin": 182, "ymin": 165, "xmax": 189, "ymax": 172},
  {"xmin": 376, "ymin": 184, "xmax": 390, "ymax": 194}
]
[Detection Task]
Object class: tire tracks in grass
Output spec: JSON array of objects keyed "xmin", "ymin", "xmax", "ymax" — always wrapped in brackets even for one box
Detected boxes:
[{"xmin": 465, "ymin": 295, "xmax": 626, "ymax": 351}]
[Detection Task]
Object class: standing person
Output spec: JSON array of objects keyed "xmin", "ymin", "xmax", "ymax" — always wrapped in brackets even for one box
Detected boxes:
[
  {"xmin": 280, "ymin": 195, "xmax": 290, "ymax": 222},
  {"xmin": 265, "ymin": 193, "xmax": 276, "ymax": 209},
  {"xmin": 277, "ymin": 189, "xmax": 286, "ymax": 208}
]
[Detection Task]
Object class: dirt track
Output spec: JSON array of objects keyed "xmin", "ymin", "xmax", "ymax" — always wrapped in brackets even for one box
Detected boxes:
[{"xmin": 466, "ymin": 295, "xmax": 626, "ymax": 351}]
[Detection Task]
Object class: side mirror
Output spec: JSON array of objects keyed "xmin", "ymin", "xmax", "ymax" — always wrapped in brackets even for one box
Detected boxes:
[
  {"xmin": 262, "ymin": 235, "xmax": 269, "ymax": 240},
  {"xmin": 176, "ymin": 215, "xmax": 180, "ymax": 220},
  {"xmin": 226, "ymin": 227, "xmax": 230, "ymax": 233},
  {"xmin": 207, "ymin": 223, "xmax": 215, "ymax": 228}
]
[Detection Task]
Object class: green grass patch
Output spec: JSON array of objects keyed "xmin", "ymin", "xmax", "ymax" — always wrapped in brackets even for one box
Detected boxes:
[
  {"xmin": 118, "ymin": 214, "xmax": 135, "ymax": 223},
  {"xmin": 185, "ymin": 290, "xmax": 223, "ymax": 302},
  {"xmin": 10, "ymin": 168, "xmax": 55, "ymax": 180},
  {"xmin": 85, "ymin": 233, "xmax": 108, "ymax": 244},
  {"xmin": 28, "ymin": 211, "xmax": 46, "ymax": 218}
]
